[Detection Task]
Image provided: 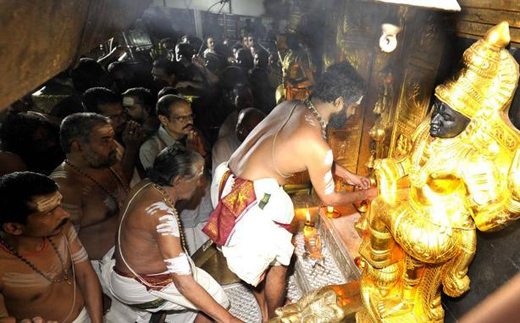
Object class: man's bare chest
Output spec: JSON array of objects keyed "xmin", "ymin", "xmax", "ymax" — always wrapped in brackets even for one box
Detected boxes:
[{"xmin": 0, "ymin": 241, "xmax": 72, "ymax": 300}]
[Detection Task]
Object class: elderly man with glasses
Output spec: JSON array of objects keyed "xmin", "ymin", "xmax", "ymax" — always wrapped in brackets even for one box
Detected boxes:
[
  {"xmin": 140, "ymin": 95, "xmax": 208, "ymax": 170},
  {"xmin": 140, "ymin": 95, "xmax": 212, "ymax": 255}
]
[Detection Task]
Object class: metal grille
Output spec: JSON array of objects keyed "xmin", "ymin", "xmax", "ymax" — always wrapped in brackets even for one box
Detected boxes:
[
  {"xmin": 223, "ymin": 282, "xmax": 262, "ymax": 323},
  {"xmin": 221, "ymin": 230, "xmax": 351, "ymax": 322},
  {"xmin": 293, "ymin": 232, "xmax": 348, "ymax": 293}
]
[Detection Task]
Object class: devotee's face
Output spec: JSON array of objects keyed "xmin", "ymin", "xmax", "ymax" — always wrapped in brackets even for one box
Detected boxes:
[
  {"xmin": 98, "ymin": 102, "xmax": 127, "ymax": 137},
  {"xmin": 164, "ymin": 102, "xmax": 194, "ymax": 136},
  {"xmin": 430, "ymin": 98, "xmax": 470, "ymax": 138},
  {"xmin": 175, "ymin": 161, "xmax": 205, "ymax": 200},
  {"xmin": 207, "ymin": 38, "xmax": 215, "ymax": 49},
  {"xmin": 23, "ymin": 191, "xmax": 70, "ymax": 237},
  {"xmin": 123, "ymin": 96, "xmax": 147, "ymax": 124},
  {"xmin": 152, "ymin": 67, "xmax": 168, "ymax": 84},
  {"xmin": 82, "ymin": 123, "xmax": 118, "ymax": 168},
  {"xmin": 248, "ymin": 37, "xmax": 255, "ymax": 48}
]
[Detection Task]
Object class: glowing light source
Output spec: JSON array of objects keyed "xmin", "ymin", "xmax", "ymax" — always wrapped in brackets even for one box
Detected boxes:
[
  {"xmin": 374, "ymin": 0, "xmax": 461, "ymax": 11},
  {"xmin": 326, "ymin": 206, "xmax": 341, "ymax": 218},
  {"xmin": 305, "ymin": 209, "xmax": 312, "ymax": 223}
]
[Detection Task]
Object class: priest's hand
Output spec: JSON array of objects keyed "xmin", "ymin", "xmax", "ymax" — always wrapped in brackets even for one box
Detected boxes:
[{"xmin": 345, "ymin": 173, "xmax": 371, "ymax": 190}]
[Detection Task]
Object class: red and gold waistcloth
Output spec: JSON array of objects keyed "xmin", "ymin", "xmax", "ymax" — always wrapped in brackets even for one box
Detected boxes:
[
  {"xmin": 203, "ymin": 170, "xmax": 257, "ymax": 246},
  {"xmin": 113, "ymin": 267, "xmax": 172, "ymax": 292}
]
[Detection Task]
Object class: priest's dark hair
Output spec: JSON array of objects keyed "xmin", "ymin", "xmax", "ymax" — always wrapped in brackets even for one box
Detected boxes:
[
  {"xmin": 0, "ymin": 172, "xmax": 59, "ymax": 227},
  {"xmin": 148, "ymin": 142, "xmax": 203, "ymax": 186},
  {"xmin": 312, "ymin": 61, "xmax": 365, "ymax": 108}
]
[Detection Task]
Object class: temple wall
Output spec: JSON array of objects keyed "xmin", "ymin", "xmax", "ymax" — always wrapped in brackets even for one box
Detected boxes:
[
  {"xmin": 455, "ymin": 0, "xmax": 520, "ymax": 46},
  {"xmin": 321, "ymin": 1, "xmax": 445, "ymax": 181},
  {"xmin": 0, "ymin": 0, "xmax": 152, "ymax": 110}
]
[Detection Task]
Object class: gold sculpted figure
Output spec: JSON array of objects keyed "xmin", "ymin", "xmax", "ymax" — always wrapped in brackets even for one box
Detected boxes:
[
  {"xmin": 269, "ymin": 22, "xmax": 520, "ymax": 323},
  {"xmin": 359, "ymin": 21, "xmax": 520, "ymax": 322}
]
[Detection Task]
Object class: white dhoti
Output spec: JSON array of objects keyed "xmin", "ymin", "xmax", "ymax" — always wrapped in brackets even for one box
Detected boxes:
[
  {"xmin": 91, "ymin": 252, "xmax": 140, "ymax": 323},
  {"xmin": 71, "ymin": 307, "xmax": 90, "ymax": 323},
  {"xmin": 210, "ymin": 163, "xmax": 295, "ymax": 287},
  {"xmin": 102, "ymin": 257, "xmax": 229, "ymax": 323}
]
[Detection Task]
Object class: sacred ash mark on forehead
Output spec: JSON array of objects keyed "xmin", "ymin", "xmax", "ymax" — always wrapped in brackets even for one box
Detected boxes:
[
  {"xmin": 122, "ymin": 96, "xmax": 136, "ymax": 107},
  {"xmin": 31, "ymin": 191, "xmax": 63, "ymax": 213}
]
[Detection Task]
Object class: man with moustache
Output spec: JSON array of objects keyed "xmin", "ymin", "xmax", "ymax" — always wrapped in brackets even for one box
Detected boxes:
[
  {"xmin": 0, "ymin": 171, "xmax": 102, "ymax": 323},
  {"xmin": 82, "ymin": 87, "xmax": 143, "ymax": 184},
  {"xmin": 140, "ymin": 95, "xmax": 211, "ymax": 254},
  {"xmin": 51, "ymin": 113, "xmax": 128, "ymax": 260},
  {"xmin": 207, "ymin": 62, "xmax": 377, "ymax": 320},
  {"xmin": 50, "ymin": 113, "xmax": 137, "ymax": 321},
  {"xmin": 140, "ymin": 95, "xmax": 208, "ymax": 170}
]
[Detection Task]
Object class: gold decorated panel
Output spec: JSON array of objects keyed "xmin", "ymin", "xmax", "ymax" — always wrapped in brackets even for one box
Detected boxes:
[
  {"xmin": 387, "ymin": 11, "xmax": 445, "ymax": 158},
  {"xmin": 388, "ymin": 67, "xmax": 435, "ymax": 157}
]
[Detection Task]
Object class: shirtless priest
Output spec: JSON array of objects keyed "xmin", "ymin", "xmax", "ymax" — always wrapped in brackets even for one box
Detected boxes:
[
  {"xmin": 105, "ymin": 143, "xmax": 242, "ymax": 323},
  {"xmin": 0, "ymin": 172, "xmax": 102, "ymax": 323},
  {"xmin": 207, "ymin": 61, "xmax": 377, "ymax": 320}
]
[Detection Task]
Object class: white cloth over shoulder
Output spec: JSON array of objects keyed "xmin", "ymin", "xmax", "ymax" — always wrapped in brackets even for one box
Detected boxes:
[{"xmin": 211, "ymin": 162, "xmax": 295, "ymax": 286}]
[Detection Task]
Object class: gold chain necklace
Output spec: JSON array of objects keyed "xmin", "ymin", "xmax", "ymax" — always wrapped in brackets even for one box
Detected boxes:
[
  {"xmin": 304, "ymin": 99, "xmax": 327, "ymax": 140},
  {"xmin": 65, "ymin": 160, "xmax": 129, "ymax": 209},
  {"xmin": 0, "ymin": 237, "xmax": 71, "ymax": 285},
  {"xmin": 151, "ymin": 184, "xmax": 187, "ymax": 250}
]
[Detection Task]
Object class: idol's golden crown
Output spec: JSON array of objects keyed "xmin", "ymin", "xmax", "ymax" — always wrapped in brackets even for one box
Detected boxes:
[{"xmin": 435, "ymin": 22, "xmax": 518, "ymax": 118}]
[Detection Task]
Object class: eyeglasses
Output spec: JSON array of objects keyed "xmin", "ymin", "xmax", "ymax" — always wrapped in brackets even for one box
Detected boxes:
[{"xmin": 171, "ymin": 113, "xmax": 195, "ymax": 122}]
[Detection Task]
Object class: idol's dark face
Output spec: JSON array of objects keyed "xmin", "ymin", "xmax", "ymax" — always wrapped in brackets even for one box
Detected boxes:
[{"xmin": 430, "ymin": 98, "xmax": 470, "ymax": 138}]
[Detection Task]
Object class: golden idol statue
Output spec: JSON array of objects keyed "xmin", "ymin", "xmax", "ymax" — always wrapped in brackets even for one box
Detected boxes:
[{"xmin": 270, "ymin": 22, "xmax": 520, "ymax": 323}]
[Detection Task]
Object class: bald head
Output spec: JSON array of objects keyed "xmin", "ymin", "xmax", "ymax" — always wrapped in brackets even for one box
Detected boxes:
[{"xmin": 236, "ymin": 108, "xmax": 266, "ymax": 142}]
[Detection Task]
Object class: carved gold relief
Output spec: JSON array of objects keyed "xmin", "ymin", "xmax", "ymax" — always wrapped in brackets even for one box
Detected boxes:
[
  {"xmin": 270, "ymin": 21, "xmax": 520, "ymax": 323},
  {"xmin": 361, "ymin": 22, "xmax": 520, "ymax": 323}
]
